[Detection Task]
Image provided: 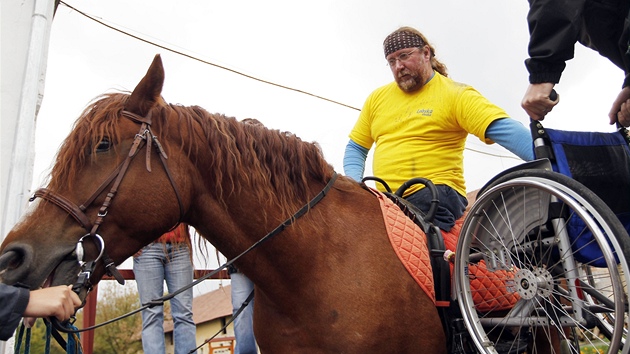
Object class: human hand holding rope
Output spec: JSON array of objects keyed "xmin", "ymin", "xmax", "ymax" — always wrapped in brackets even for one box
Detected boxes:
[{"xmin": 22, "ymin": 285, "xmax": 81, "ymax": 327}]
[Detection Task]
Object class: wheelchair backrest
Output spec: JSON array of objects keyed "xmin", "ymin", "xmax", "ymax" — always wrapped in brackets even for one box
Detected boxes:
[
  {"xmin": 531, "ymin": 123, "xmax": 630, "ymax": 265},
  {"xmin": 533, "ymin": 126, "xmax": 630, "ymax": 215}
]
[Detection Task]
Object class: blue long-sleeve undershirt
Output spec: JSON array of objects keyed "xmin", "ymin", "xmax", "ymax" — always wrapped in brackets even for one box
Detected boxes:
[
  {"xmin": 343, "ymin": 140, "xmax": 369, "ymax": 182},
  {"xmin": 486, "ymin": 118, "xmax": 534, "ymax": 161}
]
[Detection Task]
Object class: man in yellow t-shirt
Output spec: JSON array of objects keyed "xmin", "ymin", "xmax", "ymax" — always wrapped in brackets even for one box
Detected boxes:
[{"xmin": 344, "ymin": 26, "xmax": 533, "ymax": 232}]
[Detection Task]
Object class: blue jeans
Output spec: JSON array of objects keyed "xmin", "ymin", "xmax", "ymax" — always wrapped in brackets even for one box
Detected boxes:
[
  {"xmin": 134, "ymin": 243, "xmax": 196, "ymax": 354},
  {"xmin": 230, "ymin": 270, "xmax": 257, "ymax": 354},
  {"xmin": 404, "ymin": 185, "xmax": 468, "ymax": 232}
]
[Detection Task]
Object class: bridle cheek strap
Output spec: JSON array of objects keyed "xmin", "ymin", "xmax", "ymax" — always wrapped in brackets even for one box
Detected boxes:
[{"xmin": 89, "ymin": 121, "xmax": 149, "ymax": 235}]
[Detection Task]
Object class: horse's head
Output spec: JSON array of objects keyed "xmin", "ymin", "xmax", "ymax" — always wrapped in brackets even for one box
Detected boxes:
[{"xmin": 0, "ymin": 54, "xmax": 189, "ymax": 300}]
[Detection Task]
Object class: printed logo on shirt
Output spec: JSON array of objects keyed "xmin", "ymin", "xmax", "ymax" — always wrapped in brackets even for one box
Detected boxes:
[{"xmin": 417, "ymin": 109, "xmax": 433, "ymax": 117}]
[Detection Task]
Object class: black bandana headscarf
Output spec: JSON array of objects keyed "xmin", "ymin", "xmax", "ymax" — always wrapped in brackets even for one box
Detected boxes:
[{"xmin": 383, "ymin": 30, "xmax": 425, "ymax": 58}]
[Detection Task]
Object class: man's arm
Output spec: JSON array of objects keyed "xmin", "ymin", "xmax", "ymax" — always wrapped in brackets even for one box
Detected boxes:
[
  {"xmin": 485, "ymin": 118, "xmax": 534, "ymax": 161},
  {"xmin": 343, "ymin": 139, "xmax": 369, "ymax": 182},
  {"xmin": 0, "ymin": 284, "xmax": 82, "ymax": 341},
  {"xmin": 522, "ymin": 0, "xmax": 583, "ymax": 120},
  {"xmin": 0, "ymin": 283, "xmax": 29, "ymax": 341},
  {"xmin": 525, "ymin": 0, "xmax": 585, "ymax": 84}
]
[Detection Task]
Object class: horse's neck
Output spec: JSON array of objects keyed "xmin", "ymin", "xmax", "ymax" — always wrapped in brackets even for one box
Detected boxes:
[{"xmin": 189, "ymin": 192, "xmax": 282, "ymax": 251}]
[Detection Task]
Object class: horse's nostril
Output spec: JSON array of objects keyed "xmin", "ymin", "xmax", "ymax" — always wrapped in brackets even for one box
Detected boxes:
[
  {"xmin": 0, "ymin": 244, "xmax": 34, "ymax": 283},
  {"xmin": 5, "ymin": 250, "xmax": 23, "ymax": 270},
  {"xmin": 0, "ymin": 250, "xmax": 21, "ymax": 270}
]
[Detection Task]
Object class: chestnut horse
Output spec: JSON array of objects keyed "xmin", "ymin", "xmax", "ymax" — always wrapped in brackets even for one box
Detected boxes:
[{"xmin": 0, "ymin": 54, "xmax": 446, "ymax": 353}]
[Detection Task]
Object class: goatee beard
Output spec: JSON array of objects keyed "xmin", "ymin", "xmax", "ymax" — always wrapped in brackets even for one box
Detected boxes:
[{"xmin": 397, "ymin": 76, "xmax": 420, "ymax": 92}]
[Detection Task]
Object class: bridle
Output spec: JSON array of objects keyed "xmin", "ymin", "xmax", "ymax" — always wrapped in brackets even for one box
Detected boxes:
[{"xmin": 29, "ymin": 109, "xmax": 185, "ymax": 294}]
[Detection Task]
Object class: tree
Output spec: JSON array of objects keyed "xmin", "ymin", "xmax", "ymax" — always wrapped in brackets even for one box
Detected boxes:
[{"xmin": 91, "ymin": 283, "xmax": 143, "ymax": 354}]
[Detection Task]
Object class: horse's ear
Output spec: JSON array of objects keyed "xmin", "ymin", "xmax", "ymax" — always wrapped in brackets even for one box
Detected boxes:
[{"xmin": 126, "ymin": 54, "xmax": 165, "ymax": 116}]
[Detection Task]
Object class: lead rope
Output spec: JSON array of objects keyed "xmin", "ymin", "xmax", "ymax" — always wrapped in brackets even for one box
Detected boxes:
[
  {"xmin": 13, "ymin": 322, "xmax": 31, "ymax": 353},
  {"xmin": 14, "ymin": 319, "xmax": 82, "ymax": 354}
]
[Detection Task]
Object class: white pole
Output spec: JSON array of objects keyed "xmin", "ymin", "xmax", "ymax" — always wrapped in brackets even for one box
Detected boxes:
[
  {"xmin": 1, "ymin": 0, "xmax": 54, "ymax": 235},
  {"xmin": 0, "ymin": 0, "xmax": 55, "ymax": 353}
]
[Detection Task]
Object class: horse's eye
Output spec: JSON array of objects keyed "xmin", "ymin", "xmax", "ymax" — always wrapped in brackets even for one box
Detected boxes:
[{"xmin": 96, "ymin": 138, "xmax": 111, "ymax": 152}]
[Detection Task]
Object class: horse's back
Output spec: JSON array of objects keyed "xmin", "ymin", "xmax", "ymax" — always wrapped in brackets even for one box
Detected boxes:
[{"xmin": 254, "ymin": 178, "xmax": 447, "ymax": 353}]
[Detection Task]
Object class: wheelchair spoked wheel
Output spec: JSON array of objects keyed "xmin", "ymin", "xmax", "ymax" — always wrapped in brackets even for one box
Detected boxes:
[{"xmin": 455, "ymin": 169, "xmax": 630, "ymax": 354}]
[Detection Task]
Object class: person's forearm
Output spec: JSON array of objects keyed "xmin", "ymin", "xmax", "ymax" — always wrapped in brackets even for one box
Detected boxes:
[
  {"xmin": 343, "ymin": 140, "xmax": 369, "ymax": 182},
  {"xmin": 486, "ymin": 118, "xmax": 534, "ymax": 161},
  {"xmin": 0, "ymin": 284, "xmax": 29, "ymax": 341},
  {"xmin": 525, "ymin": 0, "xmax": 585, "ymax": 83}
]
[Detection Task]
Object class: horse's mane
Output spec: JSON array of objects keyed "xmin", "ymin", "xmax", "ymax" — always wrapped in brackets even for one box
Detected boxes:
[{"xmin": 49, "ymin": 92, "xmax": 335, "ymax": 217}]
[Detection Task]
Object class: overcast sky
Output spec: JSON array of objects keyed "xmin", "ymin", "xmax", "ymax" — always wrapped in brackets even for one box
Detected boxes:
[{"xmin": 33, "ymin": 0, "xmax": 625, "ymax": 294}]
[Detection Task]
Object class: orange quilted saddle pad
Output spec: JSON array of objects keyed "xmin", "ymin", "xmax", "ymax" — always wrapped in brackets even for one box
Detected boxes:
[
  {"xmin": 372, "ymin": 189, "xmax": 436, "ymax": 303},
  {"xmin": 369, "ymin": 188, "xmax": 519, "ymax": 311}
]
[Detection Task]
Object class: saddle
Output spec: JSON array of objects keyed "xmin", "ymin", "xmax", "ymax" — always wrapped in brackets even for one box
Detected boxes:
[{"xmin": 361, "ymin": 179, "xmax": 446, "ymax": 303}]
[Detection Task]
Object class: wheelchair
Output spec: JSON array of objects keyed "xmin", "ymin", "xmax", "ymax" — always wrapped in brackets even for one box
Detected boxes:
[{"xmin": 454, "ymin": 121, "xmax": 630, "ymax": 354}]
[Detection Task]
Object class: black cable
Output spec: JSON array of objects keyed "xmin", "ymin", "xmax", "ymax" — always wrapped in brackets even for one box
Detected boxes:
[{"xmin": 57, "ymin": 1, "xmax": 360, "ymax": 112}]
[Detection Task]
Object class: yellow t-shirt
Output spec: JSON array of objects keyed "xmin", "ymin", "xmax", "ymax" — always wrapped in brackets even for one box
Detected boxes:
[{"xmin": 349, "ymin": 73, "xmax": 507, "ymax": 197}]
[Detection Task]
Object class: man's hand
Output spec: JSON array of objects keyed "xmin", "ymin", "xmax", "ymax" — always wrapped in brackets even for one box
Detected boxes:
[
  {"xmin": 522, "ymin": 83, "xmax": 559, "ymax": 120},
  {"xmin": 609, "ymin": 86, "xmax": 630, "ymax": 127},
  {"xmin": 24, "ymin": 285, "xmax": 82, "ymax": 321}
]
